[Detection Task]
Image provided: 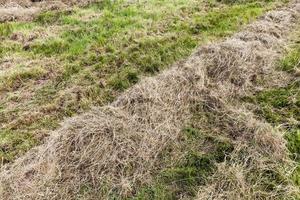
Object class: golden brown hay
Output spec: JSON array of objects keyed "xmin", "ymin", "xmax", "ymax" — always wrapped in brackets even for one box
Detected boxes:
[{"xmin": 0, "ymin": 0, "xmax": 101, "ymax": 22}]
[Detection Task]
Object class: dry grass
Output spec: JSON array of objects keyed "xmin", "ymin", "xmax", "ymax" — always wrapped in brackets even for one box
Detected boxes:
[
  {"xmin": 0, "ymin": 1, "xmax": 299, "ymax": 199},
  {"xmin": 0, "ymin": 0, "xmax": 101, "ymax": 22}
]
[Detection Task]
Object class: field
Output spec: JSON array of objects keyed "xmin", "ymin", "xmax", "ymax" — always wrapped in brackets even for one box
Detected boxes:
[
  {"xmin": 0, "ymin": 0, "xmax": 282, "ymax": 163},
  {"xmin": 0, "ymin": 0, "xmax": 299, "ymax": 199}
]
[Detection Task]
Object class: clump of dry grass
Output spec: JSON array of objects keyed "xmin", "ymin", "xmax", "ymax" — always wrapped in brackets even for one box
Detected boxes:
[
  {"xmin": 0, "ymin": 1, "xmax": 300, "ymax": 199},
  {"xmin": 0, "ymin": 0, "xmax": 101, "ymax": 22}
]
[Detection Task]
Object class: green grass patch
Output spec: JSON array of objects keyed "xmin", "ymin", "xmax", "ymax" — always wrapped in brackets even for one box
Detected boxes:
[
  {"xmin": 189, "ymin": 2, "xmax": 265, "ymax": 37},
  {"xmin": 159, "ymin": 153, "xmax": 214, "ymax": 194},
  {"xmin": 0, "ymin": 42, "xmax": 22, "ymax": 59},
  {"xmin": 285, "ymin": 129, "xmax": 300, "ymax": 185},
  {"xmin": 108, "ymin": 67, "xmax": 139, "ymax": 91},
  {"xmin": 30, "ymin": 39, "xmax": 70, "ymax": 56},
  {"xmin": 286, "ymin": 129, "xmax": 300, "ymax": 161},
  {"xmin": 247, "ymin": 81, "xmax": 300, "ymax": 126},
  {"xmin": 0, "ymin": 66, "xmax": 47, "ymax": 91},
  {"xmin": 279, "ymin": 46, "xmax": 300, "ymax": 72},
  {"xmin": 0, "ymin": 130, "xmax": 37, "ymax": 163},
  {"xmin": 35, "ymin": 10, "xmax": 74, "ymax": 25},
  {"xmin": 0, "ymin": 23, "xmax": 13, "ymax": 37}
]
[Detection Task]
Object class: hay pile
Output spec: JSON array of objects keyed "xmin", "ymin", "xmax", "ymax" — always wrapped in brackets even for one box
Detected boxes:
[{"xmin": 0, "ymin": 1, "xmax": 300, "ymax": 199}]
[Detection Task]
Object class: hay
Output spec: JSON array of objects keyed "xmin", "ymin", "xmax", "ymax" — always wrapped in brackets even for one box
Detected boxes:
[
  {"xmin": 0, "ymin": 0, "xmax": 101, "ymax": 22},
  {"xmin": 0, "ymin": 1, "xmax": 300, "ymax": 199},
  {"xmin": 0, "ymin": 57, "xmax": 206, "ymax": 199}
]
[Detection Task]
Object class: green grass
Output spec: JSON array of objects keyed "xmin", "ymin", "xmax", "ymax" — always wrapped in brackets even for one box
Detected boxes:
[
  {"xmin": 0, "ymin": 66, "xmax": 47, "ymax": 91},
  {"xmin": 108, "ymin": 67, "xmax": 139, "ymax": 91},
  {"xmin": 0, "ymin": 23, "xmax": 13, "ymax": 37},
  {"xmin": 0, "ymin": 0, "xmax": 285, "ymax": 162},
  {"xmin": 31, "ymin": 39, "xmax": 70, "ymax": 56},
  {"xmin": 252, "ymin": 82, "xmax": 300, "ymax": 126},
  {"xmin": 0, "ymin": 130, "xmax": 37, "ymax": 164},
  {"xmin": 279, "ymin": 46, "xmax": 300, "ymax": 72},
  {"xmin": 35, "ymin": 10, "xmax": 74, "ymax": 25}
]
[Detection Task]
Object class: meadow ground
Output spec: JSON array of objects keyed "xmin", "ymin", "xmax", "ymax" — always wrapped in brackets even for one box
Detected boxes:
[
  {"xmin": 0, "ymin": 0, "xmax": 286, "ymax": 163},
  {"xmin": 0, "ymin": 0, "xmax": 300, "ymax": 199}
]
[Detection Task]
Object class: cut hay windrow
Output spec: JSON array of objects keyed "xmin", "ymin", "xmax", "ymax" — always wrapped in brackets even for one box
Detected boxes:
[{"xmin": 0, "ymin": 1, "xmax": 300, "ymax": 199}]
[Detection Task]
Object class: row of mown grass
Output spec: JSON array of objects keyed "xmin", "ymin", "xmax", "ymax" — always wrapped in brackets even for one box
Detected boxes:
[{"xmin": 0, "ymin": 0, "xmax": 286, "ymax": 163}]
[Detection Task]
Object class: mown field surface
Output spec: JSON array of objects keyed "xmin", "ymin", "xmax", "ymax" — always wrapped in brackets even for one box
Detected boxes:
[
  {"xmin": 0, "ymin": 0, "xmax": 286, "ymax": 163},
  {"xmin": 1, "ymin": 0, "xmax": 300, "ymax": 199}
]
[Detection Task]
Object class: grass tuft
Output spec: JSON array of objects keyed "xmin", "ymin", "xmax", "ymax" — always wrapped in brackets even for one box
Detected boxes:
[
  {"xmin": 31, "ymin": 39, "xmax": 70, "ymax": 56},
  {"xmin": 0, "ymin": 66, "xmax": 47, "ymax": 91},
  {"xmin": 279, "ymin": 47, "xmax": 300, "ymax": 72},
  {"xmin": 35, "ymin": 10, "xmax": 74, "ymax": 25},
  {"xmin": 0, "ymin": 130, "xmax": 37, "ymax": 164},
  {"xmin": 0, "ymin": 23, "xmax": 13, "ymax": 37}
]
